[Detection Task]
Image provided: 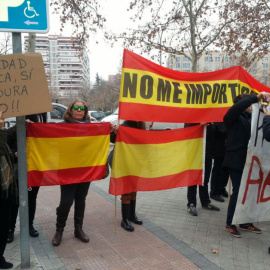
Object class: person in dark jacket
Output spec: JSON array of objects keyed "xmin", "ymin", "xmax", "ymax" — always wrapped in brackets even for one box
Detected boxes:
[
  {"xmin": 262, "ymin": 104, "xmax": 270, "ymax": 141},
  {"xmin": 109, "ymin": 120, "xmax": 144, "ymax": 232},
  {"xmin": 185, "ymin": 123, "xmax": 220, "ymax": 216},
  {"xmin": 209, "ymin": 122, "xmax": 229, "ymax": 202},
  {"xmin": 0, "ymin": 111, "xmax": 17, "ymax": 269},
  {"xmin": 52, "ymin": 99, "xmax": 91, "ymax": 246},
  {"xmin": 224, "ymin": 91, "xmax": 268, "ymax": 237},
  {"xmin": 6, "ymin": 114, "xmax": 44, "ymax": 243}
]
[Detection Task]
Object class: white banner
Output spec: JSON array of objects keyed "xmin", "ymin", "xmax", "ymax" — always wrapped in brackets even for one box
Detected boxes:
[{"xmin": 232, "ymin": 103, "xmax": 270, "ymax": 224}]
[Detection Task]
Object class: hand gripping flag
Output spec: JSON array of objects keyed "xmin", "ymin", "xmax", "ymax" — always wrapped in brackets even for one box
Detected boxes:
[
  {"xmin": 109, "ymin": 125, "xmax": 205, "ymax": 195},
  {"xmin": 27, "ymin": 123, "xmax": 110, "ymax": 187}
]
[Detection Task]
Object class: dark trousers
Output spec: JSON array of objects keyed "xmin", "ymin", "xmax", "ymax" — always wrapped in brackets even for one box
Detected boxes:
[
  {"xmin": 226, "ymin": 168, "xmax": 242, "ymax": 226},
  {"xmin": 0, "ymin": 198, "xmax": 11, "ymax": 262},
  {"xmin": 9, "ymin": 185, "xmax": 40, "ymax": 231},
  {"xmin": 57, "ymin": 182, "xmax": 91, "ymax": 214},
  {"xmin": 210, "ymin": 156, "xmax": 229, "ymax": 196},
  {"xmin": 187, "ymin": 152, "xmax": 212, "ymax": 207}
]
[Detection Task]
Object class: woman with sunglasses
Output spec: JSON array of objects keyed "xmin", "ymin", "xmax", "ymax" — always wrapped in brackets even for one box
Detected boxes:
[{"xmin": 52, "ymin": 99, "xmax": 91, "ymax": 246}]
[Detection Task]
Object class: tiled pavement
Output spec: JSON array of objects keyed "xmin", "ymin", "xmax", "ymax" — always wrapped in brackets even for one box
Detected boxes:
[{"xmin": 4, "ymin": 173, "xmax": 270, "ymax": 270}]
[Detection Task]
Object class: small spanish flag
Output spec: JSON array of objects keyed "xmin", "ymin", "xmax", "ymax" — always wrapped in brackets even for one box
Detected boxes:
[
  {"xmin": 109, "ymin": 125, "xmax": 205, "ymax": 195},
  {"xmin": 27, "ymin": 123, "xmax": 110, "ymax": 187}
]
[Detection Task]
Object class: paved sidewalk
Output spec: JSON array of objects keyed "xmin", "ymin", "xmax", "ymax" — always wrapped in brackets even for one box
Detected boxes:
[{"xmin": 4, "ymin": 175, "xmax": 270, "ymax": 270}]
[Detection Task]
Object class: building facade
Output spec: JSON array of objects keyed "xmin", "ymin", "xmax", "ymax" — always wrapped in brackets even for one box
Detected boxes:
[
  {"xmin": 167, "ymin": 51, "xmax": 270, "ymax": 86},
  {"xmin": 24, "ymin": 35, "xmax": 90, "ymax": 99}
]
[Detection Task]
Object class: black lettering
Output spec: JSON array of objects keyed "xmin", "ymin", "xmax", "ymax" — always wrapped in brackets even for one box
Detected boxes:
[
  {"xmin": 5, "ymin": 73, "xmax": 11, "ymax": 83},
  {"xmin": 122, "ymin": 72, "xmax": 137, "ymax": 98},
  {"xmin": 185, "ymin": 84, "xmax": 191, "ymax": 104},
  {"xmin": 202, "ymin": 84, "xmax": 212, "ymax": 104},
  {"xmin": 9, "ymin": 60, "xmax": 15, "ymax": 70},
  {"xmin": 140, "ymin": 75, "xmax": 153, "ymax": 99},
  {"xmin": 172, "ymin": 82, "xmax": 182, "ymax": 103},
  {"xmin": 14, "ymin": 86, "xmax": 20, "ymax": 96},
  {"xmin": 18, "ymin": 58, "xmax": 27, "ymax": 69},
  {"xmin": 212, "ymin": 84, "xmax": 220, "ymax": 103},
  {"xmin": 0, "ymin": 60, "xmax": 8, "ymax": 69},
  {"xmin": 189, "ymin": 84, "xmax": 203, "ymax": 104},
  {"xmin": 219, "ymin": 84, "xmax": 228, "ymax": 104},
  {"xmin": 241, "ymin": 86, "xmax": 250, "ymax": 95},
  {"xmin": 228, "ymin": 83, "xmax": 238, "ymax": 101},
  {"xmin": 20, "ymin": 71, "xmax": 28, "ymax": 80},
  {"xmin": 21, "ymin": 85, "xmax": 28, "ymax": 95},
  {"xmin": 157, "ymin": 79, "xmax": 171, "ymax": 102}
]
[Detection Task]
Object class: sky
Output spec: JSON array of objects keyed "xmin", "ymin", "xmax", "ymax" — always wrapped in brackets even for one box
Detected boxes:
[{"xmin": 48, "ymin": 0, "xmax": 133, "ymax": 82}]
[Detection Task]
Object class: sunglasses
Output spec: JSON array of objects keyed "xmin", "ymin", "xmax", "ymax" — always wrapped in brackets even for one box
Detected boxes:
[{"xmin": 73, "ymin": 105, "xmax": 85, "ymax": 111}]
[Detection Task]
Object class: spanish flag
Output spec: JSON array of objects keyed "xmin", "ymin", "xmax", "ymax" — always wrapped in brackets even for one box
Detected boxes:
[
  {"xmin": 27, "ymin": 123, "xmax": 110, "ymax": 187},
  {"xmin": 119, "ymin": 49, "xmax": 269, "ymax": 123},
  {"xmin": 109, "ymin": 125, "xmax": 205, "ymax": 195}
]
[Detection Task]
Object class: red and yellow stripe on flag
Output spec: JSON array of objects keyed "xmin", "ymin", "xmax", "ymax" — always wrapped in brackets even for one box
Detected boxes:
[
  {"xmin": 27, "ymin": 123, "xmax": 110, "ymax": 187},
  {"xmin": 119, "ymin": 49, "xmax": 270, "ymax": 123},
  {"xmin": 109, "ymin": 125, "xmax": 205, "ymax": 195}
]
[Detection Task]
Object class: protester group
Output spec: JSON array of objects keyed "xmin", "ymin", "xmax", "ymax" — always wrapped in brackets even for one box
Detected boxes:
[{"xmin": 1, "ymin": 90, "xmax": 270, "ymax": 269}]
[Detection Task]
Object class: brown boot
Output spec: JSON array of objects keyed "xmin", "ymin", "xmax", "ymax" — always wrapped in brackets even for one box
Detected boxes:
[{"xmin": 52, "ymin": 231, "xmax": 63, "ymax": 246}]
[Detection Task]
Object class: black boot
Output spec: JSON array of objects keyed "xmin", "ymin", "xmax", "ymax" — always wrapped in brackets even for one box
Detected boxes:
[
  {"xmin": 0, "ymin": 257, "xmax": 13, "ymax": 269},
  {"xmin": 29, "ymin": 225, "xmax": 39, "ymax": 237},
  {"xmin": 74, "ymin": 205, "xmax": 89, "ymax": 243},
  {"xmin": 52, "ymin": 208, "xmax": 69, "ymax": 246},
  {"xmin": 129, "ymin": 199, "xmax": 143, "ymax": 225},
  {"xmin": 121, "ymin": 203, "xmax": 134, "ymax": 232},
  {"xmin": 6, "ymin": 230, "xmax": 14, "ymax": 244}
]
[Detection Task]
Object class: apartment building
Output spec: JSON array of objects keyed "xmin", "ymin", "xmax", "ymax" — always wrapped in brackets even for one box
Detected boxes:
[
  {"xmin": 167, "ymin": 51, "xmax": 270, "ymax": 86},
  {"xmin": 24, "ymin": 35, "xmax": 90, "ymax": 98}
]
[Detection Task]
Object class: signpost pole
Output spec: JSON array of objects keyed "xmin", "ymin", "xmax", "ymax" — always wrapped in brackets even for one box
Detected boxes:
[{"xmin": 12, "ymin": 32, "xmax": 30, "ymax": 269}]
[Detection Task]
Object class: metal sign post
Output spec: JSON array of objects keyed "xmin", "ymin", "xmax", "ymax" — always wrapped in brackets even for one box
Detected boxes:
[
  {"xmin": 12, "ymin": 32, "xmax": 30, "ymax": 269},
  {"xmin": 0, "ymin": 1, "xmax": 50, "ymax": 268}
]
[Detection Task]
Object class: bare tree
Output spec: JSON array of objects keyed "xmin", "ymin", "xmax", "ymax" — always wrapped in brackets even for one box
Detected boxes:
[
  {"xmin": 105, "ymin": 0, "xmax": 269, "ymax": 71},
  {"xmin": 50, "ymin": 0, "xmax": 106, "ymax": 50},
  {"xmin": 0, "ymin": 33, "xmax": 12, "ymax": 55}
]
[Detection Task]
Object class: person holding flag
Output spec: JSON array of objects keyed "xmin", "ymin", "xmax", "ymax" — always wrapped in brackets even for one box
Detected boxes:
[{"xmin": 224, "ymin": 91, "xmax": 269, "ymax": 237}]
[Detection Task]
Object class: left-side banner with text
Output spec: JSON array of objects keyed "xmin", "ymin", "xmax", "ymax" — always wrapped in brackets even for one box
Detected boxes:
[{"xmin": 119, "ymin": 49, "xmax": 269, "ymax": 123}]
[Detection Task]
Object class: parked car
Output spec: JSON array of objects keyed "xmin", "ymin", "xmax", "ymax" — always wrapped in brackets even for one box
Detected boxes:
[
  {"xmin": 4, "ymin": 103, "xmax": 67, "ymax": 128},
  {"xmin": 88, "ymin": 111, "xmax": 106, "ymax": 122},
  {"xmin": 100, "ymin": 107, "xmax": 184, "ymax": 130}
]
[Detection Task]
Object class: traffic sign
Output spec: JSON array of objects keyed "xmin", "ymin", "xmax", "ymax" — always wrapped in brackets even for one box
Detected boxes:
[{"xmin": 0, "ymin": 0, "xmax": 49, "ymax": 33}]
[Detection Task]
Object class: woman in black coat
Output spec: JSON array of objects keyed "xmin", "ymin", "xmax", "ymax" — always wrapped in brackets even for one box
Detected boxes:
[{"xmin": 223, "ymin": 91, "xmax": 268, "ymax": 238}]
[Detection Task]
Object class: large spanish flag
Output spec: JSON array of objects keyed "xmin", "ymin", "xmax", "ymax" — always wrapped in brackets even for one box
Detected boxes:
[
  {"xmin": 109, "ymin": 125, "xmax": 205, "ymax": 195},
  {"xmin": 27, "ymin": 123, "xmax": 110, "ymax": 187},
  {"xmin": 119, "ymin": 49, "xmax": 269, "ymax": 123}
]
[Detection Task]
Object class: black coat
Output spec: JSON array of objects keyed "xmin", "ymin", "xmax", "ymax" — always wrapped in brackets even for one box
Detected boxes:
[
  {"xmin": 263, "ymin": 115, "xmax": 270, "ymax": 142},
  {"xmin": 223, "ymin": 95, "xmax": 258, "ymax": 171}
]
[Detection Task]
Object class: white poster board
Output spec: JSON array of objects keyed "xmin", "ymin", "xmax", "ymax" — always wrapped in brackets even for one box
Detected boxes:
[{"xmin": 233, "ymin": 103, "xmax": 270, "ymax": 224}]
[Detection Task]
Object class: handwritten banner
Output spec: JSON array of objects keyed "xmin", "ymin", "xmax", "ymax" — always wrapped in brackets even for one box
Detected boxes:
[
  {"xmin": 232, "ymin": 104, "xmax": 270, "ymax": 224},
  {"xmin": 119, "ymin": 49, "xmax": 270, "ymax": 123},
  {"xmin": 0, "ymin": 53, "xmax": 52, "ymax": 118}
]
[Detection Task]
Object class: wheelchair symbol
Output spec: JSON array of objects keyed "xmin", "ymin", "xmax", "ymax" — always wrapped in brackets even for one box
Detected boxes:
[{"xmin": 24, "ymin": 1, "xmax": 39, "ymax": 18}]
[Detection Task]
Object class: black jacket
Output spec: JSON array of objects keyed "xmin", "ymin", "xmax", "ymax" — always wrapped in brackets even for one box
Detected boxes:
[
  {"xmin": 223, "ymin": 95, "xmax": 258, "ymax": 171},
  {"xmin": 263, "ymin": 115, "xmax": 270, "ymax": 142}
]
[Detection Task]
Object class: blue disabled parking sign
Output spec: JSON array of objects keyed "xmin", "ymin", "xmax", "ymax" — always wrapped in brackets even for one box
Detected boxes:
[{"xmin": 0, "ymin": 0, "xmax": 49, "ymax": 33}]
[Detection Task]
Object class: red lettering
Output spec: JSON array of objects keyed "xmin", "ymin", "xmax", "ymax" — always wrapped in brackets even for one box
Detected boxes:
[
  {"xmin": 242, "ymin": 156, "xmax": 263, "ymax": 204},
  {"xmin": 260, "ymin": 170, "xmax": 270, "ymax": 202}
]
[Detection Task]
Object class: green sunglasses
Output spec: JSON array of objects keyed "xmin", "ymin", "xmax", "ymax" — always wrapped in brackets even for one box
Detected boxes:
[{"xmin": 73, "ymin": 105, "xmax": 85, "ymax": 111}]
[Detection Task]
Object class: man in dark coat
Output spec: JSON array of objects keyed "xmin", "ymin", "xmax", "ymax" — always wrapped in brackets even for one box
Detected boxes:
[{"xmin": 223, "ymin": 92, "xmax": 268, "ymax": 237}]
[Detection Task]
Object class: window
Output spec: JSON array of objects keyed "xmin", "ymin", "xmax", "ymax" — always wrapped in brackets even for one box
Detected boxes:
[
  {"xmin": 183, "ymin": 63, "xmax": 190, "ymax": 68},
  {"xmin": 175, "ymin": 63, "xmax": 180, "ymax": 68},
  {"xmin": 205, "ymin": 56, "xmax": 213, "ymax": 62},
  {"xmin": 263, "ymin": 57, "xmax": 268, "ymax": 62},
  {"xmin": 183, "ymin": 56, "xmax": 190, "ymax": 62},
  {"xmin": 215, "ymin": 57, "xmax": 220, "ymax": 62},
  {"xmin": 263, "ymin": 63, "xmax": 268, "ymax": 69}
]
